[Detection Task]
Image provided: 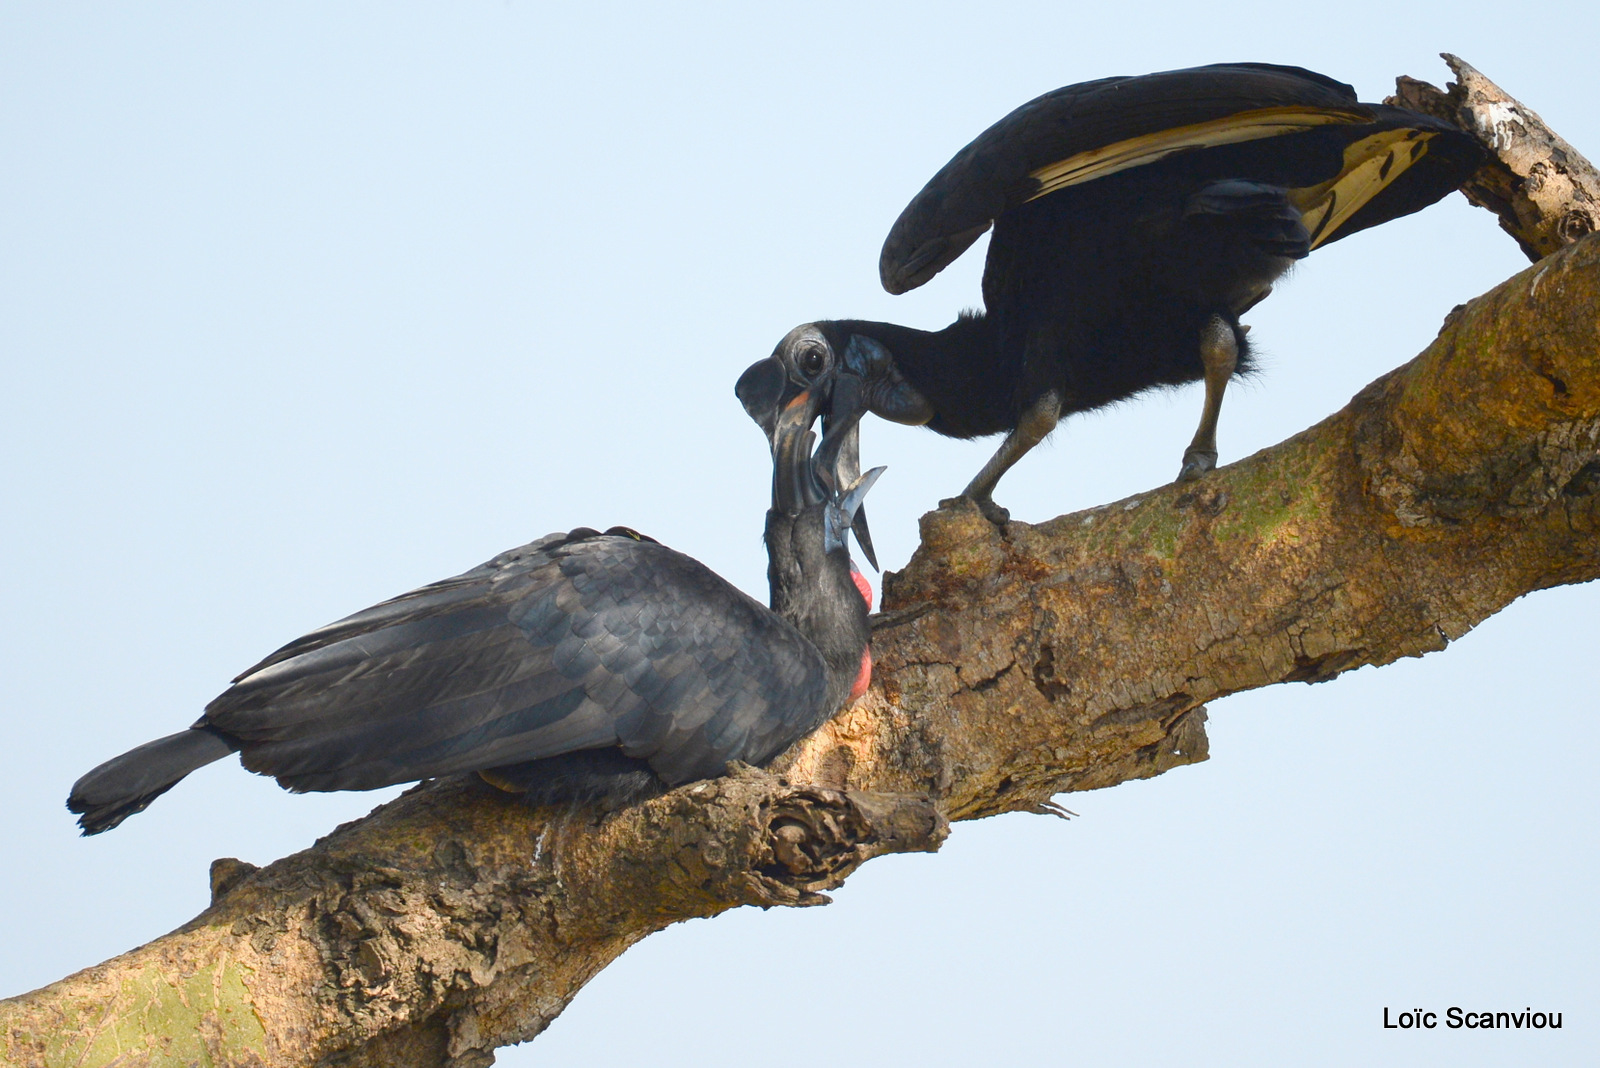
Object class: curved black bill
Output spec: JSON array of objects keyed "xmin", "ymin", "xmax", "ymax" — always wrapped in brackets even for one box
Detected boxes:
[
  {"xmin": 820, "ymin": 418, "xmax": 877, "ymax": 570},
  {"xmin": 816, "ymin": 377, "xmax": 877, "ymax": 570},
  {"xmin": 824, "ymin": 466, "xmax": 886, "ymax": 554},
  {"xmin": 742, "ymin": 352, "xmax": 877, "ymax": 567},
  {"xmin": 771, "ymin": 388, "xmax": 825, "ymax": 516}
]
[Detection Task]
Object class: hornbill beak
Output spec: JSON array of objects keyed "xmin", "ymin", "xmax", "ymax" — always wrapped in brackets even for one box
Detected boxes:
[
  {"xmin": 825, "ymin": 466, "xmax": 886, "ymax": 555},
  {"xmin": 739, "ymin": 355, "xmax": 878, "ymax": 569},
  {"xmin": 814, "ymin": 375, "xmax": 878, "ymax": 571},
  {"xmin": 771, "ymin": 387, "xmax": 827, "ymax": 516},
  {"xmin": 771, "ymin": 387, "xmax": 888, "ymax": 565}
]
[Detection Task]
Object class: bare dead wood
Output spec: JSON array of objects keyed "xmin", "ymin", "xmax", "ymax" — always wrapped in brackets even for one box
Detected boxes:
[
  {"xmin": 1392, "ymin": 54, "xmax": 1600, "ymax": 261},
  {"xmin": 4, "ymin": 60, "xmax": 1600, "ymax": 1068}
]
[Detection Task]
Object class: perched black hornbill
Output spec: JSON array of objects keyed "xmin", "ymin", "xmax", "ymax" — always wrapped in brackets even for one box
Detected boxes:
[
  {"xmin": 67, "ymin": 397, "xmax": 881, "ymax": 834},
  {"xmin": 737, "ymin": 62, "xmax": 1485, "ymax": 524}
]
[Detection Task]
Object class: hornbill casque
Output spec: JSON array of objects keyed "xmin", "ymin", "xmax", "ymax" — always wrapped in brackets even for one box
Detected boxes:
[
  {"xmin": 737, "ymin": 62, "xmax": 1486, "ymax": 531},
  {"xmin": 67, "ymin": 394, "xmax": 880, "ymax": 834}
]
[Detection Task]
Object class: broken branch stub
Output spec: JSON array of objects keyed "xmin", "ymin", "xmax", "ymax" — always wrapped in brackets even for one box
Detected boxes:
[{"xmin": 1392, "ymin": 53, "xmax": 1600, "ymax": 260}]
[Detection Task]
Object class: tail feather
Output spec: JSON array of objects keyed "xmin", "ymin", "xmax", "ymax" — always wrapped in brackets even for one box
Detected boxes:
[{"xmin": 67, "ymin": 727, "xmax": 237, "ymax": 835}]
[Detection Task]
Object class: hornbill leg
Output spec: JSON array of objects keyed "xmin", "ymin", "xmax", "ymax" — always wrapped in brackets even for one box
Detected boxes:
[
  {"xmin": 952, "ymin": 389, "xmax": 1062, "ymax": 524},
  {"xmin": 1177, "ymin": 314, "xmax": 1240, "ymax": 483}
]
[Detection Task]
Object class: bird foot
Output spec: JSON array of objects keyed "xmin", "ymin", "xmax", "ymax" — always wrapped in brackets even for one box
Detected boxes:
[
  {"xmin": 941, "ymin": 493, "xmax": 1010, "ymax": 525},
  {"xmin": 1176, "ymin": 449, "xmax": 1218, "ymax": 484}
]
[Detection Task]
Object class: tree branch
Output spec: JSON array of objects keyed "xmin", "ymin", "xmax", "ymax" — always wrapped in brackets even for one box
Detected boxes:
[
  {"xmin": 1391, "ymin": 54, "xmax": 1600, "ymax": 260},
  {"xmin": 5, "ymin": 60, "xmax": 1599, "ymax": 1068}
]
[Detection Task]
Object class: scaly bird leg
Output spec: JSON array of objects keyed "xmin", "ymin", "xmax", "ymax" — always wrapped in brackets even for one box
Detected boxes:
[
  {"xmin": 1177, "ymin": 315, "xmax": 1240, "ymax": 483},
  {"xmin": 950, "ymin": 389, "xmax": 1062, "ymax": 524}
]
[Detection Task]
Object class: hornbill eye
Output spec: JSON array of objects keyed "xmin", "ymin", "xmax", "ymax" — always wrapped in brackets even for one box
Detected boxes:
[{"xmin": 797, "ymin": 346, "xmax": 827, "ymax": 379}]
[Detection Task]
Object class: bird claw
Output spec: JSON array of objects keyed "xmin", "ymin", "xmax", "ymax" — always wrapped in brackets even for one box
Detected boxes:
[{"xmin": 1176, "ymin": 449, "xmax": 1217, "ymax": 484}]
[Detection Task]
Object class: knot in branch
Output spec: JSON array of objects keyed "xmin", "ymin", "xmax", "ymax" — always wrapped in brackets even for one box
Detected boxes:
[{"xmin": 733, "ymin": 769, "xmax": 947, "ymax": 906}]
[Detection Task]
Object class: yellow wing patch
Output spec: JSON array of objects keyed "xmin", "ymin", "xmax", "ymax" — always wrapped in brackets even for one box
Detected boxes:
[
  {"xmin": 1287, "ymin": 128, "xmax": 1436, "ymax": 248},
  {"xmin": 1026, "ymin": 106, "xmax": 1370, "ymax": 200}
]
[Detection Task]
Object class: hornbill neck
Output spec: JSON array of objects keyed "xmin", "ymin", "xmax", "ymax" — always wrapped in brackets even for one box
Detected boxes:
[
  {"xmin": 765, "ymin": 506, "xmax": 870, "ymax": 710},
  {"xmin": 826, "ymin": 315, "xmax": 1009, "ymax": 439},
  {"xmin": 829, "ymin": 314, "xmax": 990, "ymax": 383}
]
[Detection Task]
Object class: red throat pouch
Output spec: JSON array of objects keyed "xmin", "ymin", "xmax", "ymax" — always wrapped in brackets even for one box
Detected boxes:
[
  {"xmin": 849, "ymin": 565, "xmax": 872, "ymax": 610},
  {"xmin": 850, "ymin": 648, "xmax": 873, "ymax": 701},
  {"xmin": 849, "ymin": 564, "xmax": 873, "ymax": 700}
]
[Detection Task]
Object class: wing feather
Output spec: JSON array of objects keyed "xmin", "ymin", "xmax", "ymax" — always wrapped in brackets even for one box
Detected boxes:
[
  {"xmin": 879, "ymin": 63, "xmax": 1481, "ymax": 294},
  {"xmin": 204, "ymin": 529, "xmax": 831, "ymax": 794}
]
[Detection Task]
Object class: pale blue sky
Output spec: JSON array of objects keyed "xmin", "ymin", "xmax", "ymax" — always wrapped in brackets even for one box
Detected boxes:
[{"xmin": 2, "ymin": 3, "xmax": 1595, "ymax": 1065}]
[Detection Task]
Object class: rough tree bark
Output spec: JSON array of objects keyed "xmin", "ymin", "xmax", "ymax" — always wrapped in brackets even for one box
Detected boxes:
[
  {"xmin": 1390, "ymin": 54, "xmax": 1600, "ymax": 261},
  {"xmin": 4, "ymin": 59, "xmax": 1598, "ymax": 1068}
]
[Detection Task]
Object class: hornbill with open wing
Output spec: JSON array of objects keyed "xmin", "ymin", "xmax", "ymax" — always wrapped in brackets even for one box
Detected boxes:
[
  {"xmin": 737, "ymin": 62, "xmax": 1485, "ymax": 526},
  {"xmin": 68, "ymin": 396, "xmax": 879, "ymax": 834}
]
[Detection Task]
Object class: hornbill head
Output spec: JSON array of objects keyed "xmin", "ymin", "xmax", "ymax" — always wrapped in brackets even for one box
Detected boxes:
[{"xmin": 739, "ymin": 323, "xmax": 922, "ymax": 570}]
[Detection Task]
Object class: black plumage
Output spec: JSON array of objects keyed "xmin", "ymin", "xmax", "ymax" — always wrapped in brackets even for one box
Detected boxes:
[
  {"xmin": 67, "ymin": 396, "xmax": 878, "ymax": 834},
  {"xmin": 737, "ymin": 63, "xmax": 1485, "ymax": 523}
]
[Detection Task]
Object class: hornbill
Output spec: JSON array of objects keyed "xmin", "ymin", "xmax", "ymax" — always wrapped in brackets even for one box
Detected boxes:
[
  {"xmin": 737, "ymin": 62, "xmax": 1485, "ymax": 526},
  {"xmin": 67, "ymin": 396, "xmax": 880, "ymax": 834}
]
